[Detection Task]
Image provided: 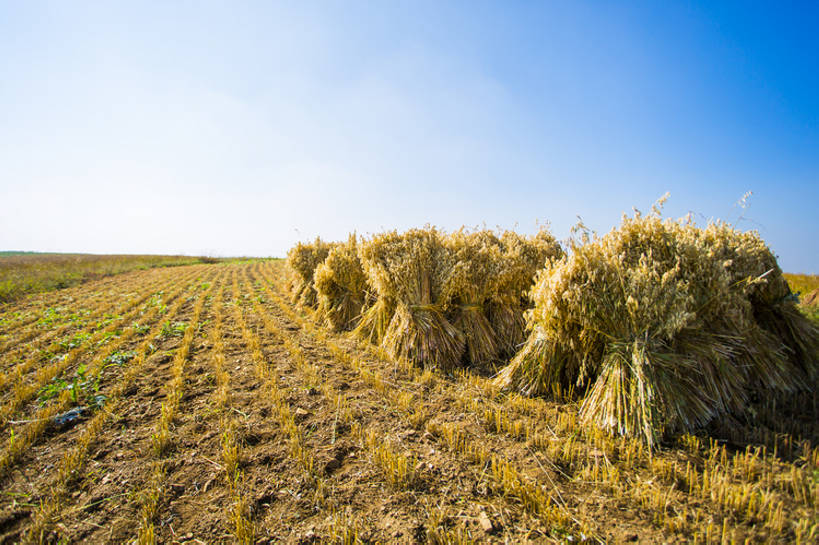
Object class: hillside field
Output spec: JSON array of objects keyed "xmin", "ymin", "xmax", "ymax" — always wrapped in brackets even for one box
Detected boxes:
[{"xmin": 0, "ymin": 261, "xmax": 816, "ymax": 544}]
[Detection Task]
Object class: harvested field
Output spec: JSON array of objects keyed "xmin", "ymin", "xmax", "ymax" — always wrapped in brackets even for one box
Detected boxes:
[
  {"xmin": 0, "ymin": 253, "xmax": 217, "ymax": 304},
  {"xmin": 785, "ymin": 274, "xmax": 819, "ymax": 323},
  {"xmin": 0, "ymin": 261, "xmax": 817, "ymax": 544}
]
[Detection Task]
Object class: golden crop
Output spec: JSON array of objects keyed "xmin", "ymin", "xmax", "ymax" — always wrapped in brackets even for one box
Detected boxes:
[
  {"xmin": 305, "ymin": 226, "xmax": 560, "ymax": 370},
  {"xmin": 497, "ymin": 210, "xmax": 818, "ymax": 448}
]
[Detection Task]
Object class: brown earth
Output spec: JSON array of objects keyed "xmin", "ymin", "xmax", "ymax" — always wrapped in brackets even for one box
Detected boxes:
[{"xmin": 0, "ymin": 261, "xmax": 816, "ymax": 544}]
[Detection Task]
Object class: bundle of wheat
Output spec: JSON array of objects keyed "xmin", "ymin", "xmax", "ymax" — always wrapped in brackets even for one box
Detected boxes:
[
  {"xmin": 488, "ymin": 228, "xmax": 564, "ymax": 357},
  {"xmin": 357, "ymin": 227, "xmax": 465, "ymax": 370},
  {"xmin": 289, "ymin": 224, "xmax": 561, "ymax": 370},
  {"xmin": 314, "ymin": 234, "xmax": 369, "ymax": 331},
  {"xmin": 698, "ymin": 223, "xmax": 819, "ymax": 382},
  {"xmin": 443, "ymin": 229, "xmax": 504, "ymax": 366},
  {"xmin": 351, "ymin": 225, "xmax": 562, "ymax": 370},
  {"xmin": 496, "ymin": 210, "xmax": 817, "ymax": 448},
  {"xmin": 285, "ymin": 238, "xmax": 335, "ymax": 308}
]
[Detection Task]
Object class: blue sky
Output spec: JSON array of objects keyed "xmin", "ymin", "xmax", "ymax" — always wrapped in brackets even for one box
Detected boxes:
[{"xmin": 1, "ymin": 1, "xmax": 817, "ymax": 271}]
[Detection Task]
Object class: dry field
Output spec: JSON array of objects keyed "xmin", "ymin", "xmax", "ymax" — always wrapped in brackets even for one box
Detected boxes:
[
  {"xmin": 0, "ymin": 261, "xmax": 816, "ymax": 544},
  {"xmin": 0, "ymin": 253, "xmax": 214, "ymax": 304}
]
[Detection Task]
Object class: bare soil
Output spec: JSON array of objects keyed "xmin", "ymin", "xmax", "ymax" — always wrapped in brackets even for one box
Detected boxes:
[{"xmin": 0, "ymin": 262, "xmax": 816, "ymax": 544}]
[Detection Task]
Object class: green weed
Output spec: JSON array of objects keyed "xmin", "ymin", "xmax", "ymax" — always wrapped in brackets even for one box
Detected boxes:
[
  {"xmin": 59, "ymin": 332, "xmax": 91, "ymax": 350},
  {"xmin": 36, "ymin": 363, "xmax": 106, "ymax": 408},
  {"xmin": 159, "ymin": 321, "xmax": 188, "ymax": 339}
]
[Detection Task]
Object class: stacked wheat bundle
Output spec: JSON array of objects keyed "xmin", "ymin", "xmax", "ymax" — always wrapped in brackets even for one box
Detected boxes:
[
  {"xmin": 495, "ymin": 211, "xmax": 819, "ymax": 448},
  {"xmin": 314, "ymin": 234, "xmax": 369, "ymax": 331},
  {"xmin": 286, "ymin": 238, "xmax": 336, "ymax": 308},
  {"xmin": 287, "ymin": 226, "xmax": 561, "ymax": 370},
  {"xmin": 490, "ymin": 229, "xmax": 565, "ymax": 357},
  {"xmin": 351, "ymin": 226, "xmax": 562, "ymax": 369},
  {"xmin": 354, "ymin": 227, "xmax": 464, "ymax": 369},
  {"xmin": 444, "ymin": 228, "xmax": 565, "ymax": 364},
  {"xmin": 443, "ymin": 229, "xmax": 505, "ymax": 366}
]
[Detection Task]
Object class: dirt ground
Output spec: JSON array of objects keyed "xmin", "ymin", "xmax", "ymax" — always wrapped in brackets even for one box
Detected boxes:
[{"xmin": 0, "ymin": 262, "xmax": 816, "ymax": 544}]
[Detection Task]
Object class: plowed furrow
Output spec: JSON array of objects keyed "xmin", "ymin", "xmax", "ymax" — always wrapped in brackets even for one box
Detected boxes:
[
  {"xmin": 0, "ymin": 267, "xmax": 199, "ymax": 410},
  {"xmin": 139, "ymin": 269, "xmax": 278, "ymax": 543},
  {"xmin": 19, "ymin": 267, "xmax": 222, "ymax": 543},
  {"xmin": 0, "ymin": 266, "xmax": 182, "ymax": 364},
  {"xmin": 132, "ymin": 270, "xmax": 221, "ymax": 543},
  {"xmin": 0, "ymin": 265, "xmax": 220, "ymax": 543},
  {"xmin": 0, "ymin": 267, "xmax": 209, "ymax": 483}
]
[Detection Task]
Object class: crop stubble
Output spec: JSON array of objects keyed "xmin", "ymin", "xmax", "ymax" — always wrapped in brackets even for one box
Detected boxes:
[{"xmin": 0, "ymin": 261, "xmax": 816, "ymax": 544}]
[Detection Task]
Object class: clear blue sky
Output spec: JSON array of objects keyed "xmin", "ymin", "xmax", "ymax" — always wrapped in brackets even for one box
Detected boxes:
[{"xmin": 1, "ymin": 1, "xmax": 817, "ymax": 271}]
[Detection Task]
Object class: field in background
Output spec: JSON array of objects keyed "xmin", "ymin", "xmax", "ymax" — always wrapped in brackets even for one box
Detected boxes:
[
  {"xmin": 0, "ymin": 261, "xmax": 815, "ymax": 543},
  {"xmin": 0, "ymin": 253, "xmax": 220, "ymax": 304},
  {"xmin": 785, "ymin": 273, "xmax": 819, "ymax": 297},
  {"xmin": 784, "ymin": 273, "xmax": 819, "ymax": 322}
]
